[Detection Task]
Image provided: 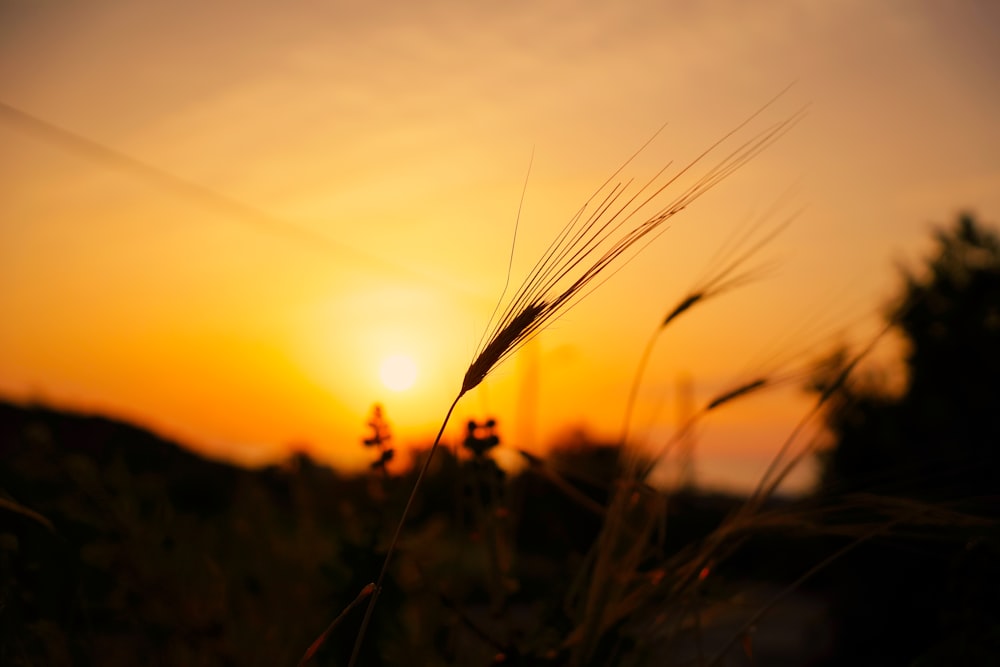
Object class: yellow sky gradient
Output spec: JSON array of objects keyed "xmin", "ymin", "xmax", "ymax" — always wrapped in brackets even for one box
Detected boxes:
[{"xmin": 2, "ymin": 0, "xmax": 999, "ymax": 492}]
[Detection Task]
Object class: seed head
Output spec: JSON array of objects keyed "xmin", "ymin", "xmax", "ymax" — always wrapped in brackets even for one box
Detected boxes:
[
  {"xmin": 462, "ymin": 300, "xmax": 548, "ymax": 395},
  {"xmin": 461, "ymin": 95, "xmax": 804, "ymax": 398}
]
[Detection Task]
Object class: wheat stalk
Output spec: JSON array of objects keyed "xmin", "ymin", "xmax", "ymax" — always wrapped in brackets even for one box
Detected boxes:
[
  {"xmin": 617, "ymin": 201, "xmax": 797, "ymax": 461},
  {"xmin": 335, "ymin": 91, "xmax": 804, "ymax": 666}
]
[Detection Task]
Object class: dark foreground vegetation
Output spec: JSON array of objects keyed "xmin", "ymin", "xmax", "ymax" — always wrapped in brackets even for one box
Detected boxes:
[
  {"xmin": 2, "ymin": 216, "xmax": 999, "ymax": 666},
  {"xmin": 0, "ymin": 402, "xmax": 723, "ymax": 665},
  {"xmin": 1, "ymin": 397, "xmax": 995, "ymax": 667}
]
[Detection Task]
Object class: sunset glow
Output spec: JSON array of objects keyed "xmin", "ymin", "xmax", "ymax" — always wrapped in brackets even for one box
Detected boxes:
[
  {"xmin": 1, "ymin": 0, "xmax": 999, "ymax": 492},
  {"xmin": 379, "ymin": 354, "xmax": 418, "ymax": 392}
]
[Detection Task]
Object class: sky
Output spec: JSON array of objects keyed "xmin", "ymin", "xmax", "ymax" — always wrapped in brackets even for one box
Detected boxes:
[{"xmin": 2, "ymin": 0, "xmax": 999, "ymax": 493}]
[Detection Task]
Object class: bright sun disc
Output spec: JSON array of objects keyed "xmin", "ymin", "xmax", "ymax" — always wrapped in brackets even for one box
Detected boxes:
[{"xmin": 379, "ymin": 354, "xmax": 418, "ymax": 391}]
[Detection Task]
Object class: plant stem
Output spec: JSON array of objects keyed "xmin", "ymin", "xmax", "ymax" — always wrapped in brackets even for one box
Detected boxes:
[
  {"xmin": 347, "ymin": 391, "xmax": 463, "ymax": 667},
  {"xmin": 298, "ymin": 584, "xmax": 374, "ymax": 666}
]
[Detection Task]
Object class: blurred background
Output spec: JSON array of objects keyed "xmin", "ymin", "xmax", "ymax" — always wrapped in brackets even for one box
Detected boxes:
[
  {"xmin": 4, "ymin": 2, "xmax": 1000, "ymax": 666},
  {"xmin": 3, "ymin": 0, "xmax": 999, "ymax": 490}
]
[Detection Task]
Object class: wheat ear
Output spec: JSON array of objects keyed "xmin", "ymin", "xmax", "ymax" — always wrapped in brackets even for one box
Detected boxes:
[{"xmin": 346, "ymin": 92, "xmax": 803, "ymax": 665}]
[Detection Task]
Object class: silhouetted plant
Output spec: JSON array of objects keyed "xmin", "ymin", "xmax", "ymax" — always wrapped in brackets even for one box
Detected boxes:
[
  {"xmin": 339, "ymin": 93, "xmax": 804, "ymax": 667},
  {"xmin": 460, "ymin": 418, "xmax": 514, "ymax": 612},
  {"xmin": 462, "ymin": 419, "xmax": 500, "ymax": 459},
  {"xmin": 816, "ymin": 213, "xmax": 1000, "ymax": 500},
  {"xmin": 363, "ymin": 404, "xmax": 395, "ymax": 476}
]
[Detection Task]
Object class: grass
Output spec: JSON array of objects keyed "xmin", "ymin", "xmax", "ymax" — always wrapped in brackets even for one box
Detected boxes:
[
  {"xmin": 333, "ymin": 90, "xmax": 808, "ymax": 665},
  {"xmin": 290, "ymin": 88, "xmax": 999, "ymax": 665},
  {"xmin": 4, "ymin": 88, "xmax": 996, "ymax": 667}
]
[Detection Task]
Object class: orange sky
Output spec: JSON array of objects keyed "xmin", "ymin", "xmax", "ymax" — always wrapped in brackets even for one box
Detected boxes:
[{"xmin": 2, "ymin": 0, "xmax": 999, "ymax": 493}]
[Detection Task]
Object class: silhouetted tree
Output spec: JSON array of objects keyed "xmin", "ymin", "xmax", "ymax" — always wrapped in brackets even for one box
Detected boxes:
[
  {"xmin": 810, "ymin": 214, "xmax": 1000, "ymax": 665},
  {"xmin": 815, "ymin": 213, "xmax": 1000, "ymax": 501}
]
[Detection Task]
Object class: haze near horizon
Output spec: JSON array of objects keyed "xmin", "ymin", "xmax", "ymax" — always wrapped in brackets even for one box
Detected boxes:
[{"xmin": 2, "ymin": 0, "xmax": 999, "ymax": 492}]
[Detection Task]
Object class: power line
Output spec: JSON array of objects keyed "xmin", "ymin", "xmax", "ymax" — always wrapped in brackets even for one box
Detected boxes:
[{"xmin": 0, "ymin": 100, "xmax": 490, "ymax": 304}]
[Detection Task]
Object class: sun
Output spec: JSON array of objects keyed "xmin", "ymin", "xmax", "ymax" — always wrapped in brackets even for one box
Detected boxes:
[{"xmin": 379, "ymin": 354, "xmax": 418, "ymax": 392}]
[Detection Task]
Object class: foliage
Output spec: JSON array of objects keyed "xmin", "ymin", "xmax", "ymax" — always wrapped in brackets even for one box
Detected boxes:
[
  {"xmin": 0, "ymin": 402, "xmax": 403, "ymax": 666},
  {"xmin": 815, "ymin": 214, "xmax": 1000, "ymax": 500},
  {"xmin": 810, "ymin": 214, "xmax": 1000, "ymax": 664},
  {"xmin": 0, "ymin": 401, "xmax": 809, "ymax": 666}
]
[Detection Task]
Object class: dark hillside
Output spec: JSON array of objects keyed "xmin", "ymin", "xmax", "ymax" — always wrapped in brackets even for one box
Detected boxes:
[{"xmin": 0, "ymin": 400, "xmax": 373, "ymax": 666}]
